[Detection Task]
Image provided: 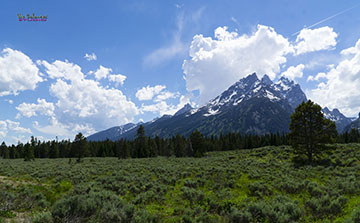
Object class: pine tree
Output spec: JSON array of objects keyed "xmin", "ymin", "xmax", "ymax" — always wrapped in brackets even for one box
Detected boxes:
[
  {"xmin": 289, "ymin": 100, "xmax": 337, "ymax": 163},
  {"xmin": 186, "ymin": 139, "xmax": 193, "ymax": 157},
  {"xmin": 49, "ymin": 140, "xmax": 59, "ymax": 158},
  {"xmin": 9, "ymin": 145, "xmax": 16, "ymax": 159},
  {"xmin": 72, "ymin": 133, "xmax": 89, "ymax": 162},
  {"xmin": 165, "ymin": 141, "xmax": 174, "ymax": 157},
  {"xmin": 189, "ymin": 130, "xmax": 206, "ymax": 157},
  {"xmin": 174, "ymin": 134, "xmax": 186, "ymax": 157},
  {"xmin": 135, "ymin": 125, "xmax": 149, "ymax": 158},
  {"xmin": 23, "ymin": 143, "xmax": 35, "ymax": 161},
  {"xmin": 148, "ymin": 138, "xmax": 158, "ymax": 157},
  {"xmin": 349, "ymin": 128, "xmax": 360, "ymax": 143},
  {"xmin": 0, "ymin": 142, "xmax": 8, "ymax": 159}
]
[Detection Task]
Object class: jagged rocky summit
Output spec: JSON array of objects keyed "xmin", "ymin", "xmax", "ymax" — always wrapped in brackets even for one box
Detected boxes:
[{"xmin": 87, "ymin": 72, "xmax": 353, "ymax": 140}]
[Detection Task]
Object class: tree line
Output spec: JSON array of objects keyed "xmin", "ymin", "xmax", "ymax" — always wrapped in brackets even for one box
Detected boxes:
[
  {"xmin": 0, "ymin": 127, "xmax": 290, "ymax": 161},
  {"xmin": 1, "ymin": 100, "xmax": 359, "ymax": 162},
  {"xmin": 0, "ymin": 127, "xmax": 358, "ymax": 161}
]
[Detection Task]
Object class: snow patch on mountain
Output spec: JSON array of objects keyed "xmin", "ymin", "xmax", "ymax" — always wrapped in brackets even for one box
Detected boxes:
[
  {"xmin": 203, "ymin": 107, "xmax": 220, "ymax": 117},
  {"xmin": 322, "ymin": 107, "xmax": 353, "ymax": 133},
  {"xmin": 266, "ymin": 90, "xmax": 280, "ymax": 101}
]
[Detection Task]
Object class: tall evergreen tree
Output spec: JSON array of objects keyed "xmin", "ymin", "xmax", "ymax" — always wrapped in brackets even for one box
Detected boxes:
[
  {"xmin": 135, "ymin": 125, "xmax": 149, "ymax": 158},
  {"xmin": 289, "ymin": 100, "xmax": 337, "ymax": 163},
  {"xmin": 72, "ymin": 133, "xmax": 89, "ymax": 162},
  {"xmin": 23, "ymin": 143, "xmax": 35, "ymax": 161},
  {"xmin": 0, "ymin": 142, "xmax": 8, "ymax": 159},
  {"xmin": 9, "ymin": 145, "xmax": 17, "ymax": 159},
  {"xmin": 121, "ymin": 140, "xmax": 131, "ymax": 159},
  {"xmin": 174, "ymin": 134, "xmax": 186, "ymax": 157},
  {"xmin": 349, "ymin": 128, "xmax": 360, "ymax": 143},
  {"xmin": 189, "ymin": 130, "xmax": 206, "ymax": 157},
  {"xmin": 165, "ymin": 140, "xmax": 174, "ymax": 157},
  {"xmin": 148, "ymin": 137, "xmax": 158, "ymax": 157},
  {"xmin": 186, "ymin": 139, "xmax": 193, "ymax": 157},
  {"xmin": 49, "ymin": 140, "xmax": 59, "ymax": 158}
]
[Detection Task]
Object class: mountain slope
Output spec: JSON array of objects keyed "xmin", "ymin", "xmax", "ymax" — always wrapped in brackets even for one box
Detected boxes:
[
  {"xmin": 174, "ymin": 103, "xmax": 193, "ymax": 116},
  {"xmin": 344, "ymin": 113, "xmax": 360, "ymax": 132},
  {"xmin": 87, "ymin": 123, "xmax": 138, "ymax": 141},
  {"xmin": 274, "ymin": 77, "xmax": 307, "ymax": 110},
  {"xmin": 322, "ymin": 107, "xmax": 353, "ymax": 133},
  {"xmin": 117, "ymin": 73, "xmax": 301, "ymax": 139}
]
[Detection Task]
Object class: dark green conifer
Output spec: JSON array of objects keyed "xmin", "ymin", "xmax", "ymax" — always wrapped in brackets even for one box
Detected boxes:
[{"xmin": 289, "ymin": 100, "xmax": 337, "ymax": 163}]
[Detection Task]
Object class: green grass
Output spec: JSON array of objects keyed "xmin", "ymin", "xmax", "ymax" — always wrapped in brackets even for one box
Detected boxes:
[{"xmin": 0, "ymin": 144, "xmax": 360, "ymax": 222}]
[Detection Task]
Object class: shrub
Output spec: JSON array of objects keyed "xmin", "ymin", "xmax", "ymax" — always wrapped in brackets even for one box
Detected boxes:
[
  {"xmin": 307, "ymin": 182, "xmax": 326, "ymax": 197},
  {"xmin": 228, "ymin": 207, "xmax": 252, "ymax": 223},
  {"xmin": 0, "ymin": 191, "xmax": 15, "ymax": 213},
  {"xmin": 32, "ymin": 211, "xmax": 53, "ymax": 223},
  {"xmin": 52, "ymin": 190, "xmax": 134, "ymax": 222},
  {"xmin": 183, "ymin": 179, "xmax": 198, "ymax": 188},
  {"xmin": 306, "ymin": 195, "xmax": 347, "ymax": 219},
  {"xmin": 133, "ymin": 209, "xmax": 158, "ymax": 223},
  {"xmin": 267, "ymin": 196, "xmax": 302, "ymax": 223},
  {"xmin": 248, "ymin": 182, "xmax": 273, "ymax": 197},
  {"xmin": 351, "ymin": 208, "xmax": 360, "ymax": 223},
  {"xmin": 181, "ymin": 186, "xmax": 205, "ymax": 206},
  {"xmin": 247, "ymin": 201, "xmax": 268, "ymax": 222},
  {"xmin": 277, "ymin": 179, "xmax": 304, "ymax": 194}
]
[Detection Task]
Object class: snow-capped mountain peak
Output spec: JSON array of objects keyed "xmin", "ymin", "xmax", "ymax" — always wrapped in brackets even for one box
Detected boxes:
[
  {"xmin": 88, "ymin": 72, "xmax": 311, "ymax": 140},
  {"xmin": 261, "ymin": 74, "xmax": 273, "ymax": 85},
  {"xmin": 274, "ymin": 76, "xmax": 296, "ymax": 92},
  {"xmin": 322, "ymin": 107, "xmax": 348, "ymax": 121},
  {"xmin": 174, "ymin": 103, "xmax": 193, "ymax": 116},
  {"xmin": 273, "ymin": 76, "xmax": 307, "ymax": 109},
  {"xmin": 202, "ymin": 73, "xmax": 294, "ymax": 117},
  {"xmin": 87, "ymin": 123, "xmax": 138, "ymax": 141},
  {"xmin": 322, "ymin": 107, "xmax": 353, "ymax": 133}
]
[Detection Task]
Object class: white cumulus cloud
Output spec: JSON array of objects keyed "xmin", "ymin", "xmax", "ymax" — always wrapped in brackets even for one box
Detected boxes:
[
  {"xmin": 89, "ymin": 65, "xmax": 127, "ymax": 85},
  {"xmin": 136, "ymin": 85, "xmax": 166, "ymax": 101},
  {"xmin": 0, "ymin": 121, "xmax": 7, "ymax": 138},
  {"xmin": 281, "ymin": 64, "xmax": 305, "ymax": 80},
  {"xmin": 308, "ymin": 38, "xmax": 360, "ymax": 117},
  {"xmin": 307, "ymin": 72, "xmax": 327, "ymax": 82},
  {"xmin": 16, "ymin": 98, "xmax": 55, "ymax": 118},
  {"xmin": 84, "ymin": 53, "xmax": 97, "ymax": 61},
  {"xmin": 39, "ymin": 60, "xmax": 84, "ymax": 80},
  {"xmin": 92, "ymin": 65, "xmax": 112, "ymax": 80},
  {"xmin": 154, "ymin": 91, "xmax": 178, "ymax": 102},
  {"xmin": 0, "ymin": 119, "xmax": 32, "ymax": 141},
  {"xmin": 108, "ymin": 74, "xmax": 127, "ymax": 86},
  {"xmin": 33, "ymin": 117, "xmax": 95, "ymax": 139},
  {"xmin": 183, "ymin": 25, "xmax": 293, "ymax": 105},
  {"xmin": 0, "ymin": 48, "xmax": 43, "ymax": 96},
  {"xmin": 6, "ymin": 120, "xmax": 32, "ymax": 134},
  {"xmin": 41, "ymin": 60, "xmax": 138, "ymax": 132},
  {"xmin": 294, "ymin": 26, "xmax": 337, "ymax": 55},
  {"xmin": 141, "ymin": 94, "xmax": 193, "ymax": 116}
]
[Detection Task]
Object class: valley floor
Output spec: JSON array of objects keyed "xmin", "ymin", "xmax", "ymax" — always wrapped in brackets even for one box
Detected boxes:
[{"xmin": 0, "ymin": 144, "xmax": 360, "ymax": 222}]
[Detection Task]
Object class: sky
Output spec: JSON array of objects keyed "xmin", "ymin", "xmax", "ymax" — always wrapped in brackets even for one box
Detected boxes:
[{"xmin": 1, "ymin": 0, "xmax": 360, "ymax": 144}]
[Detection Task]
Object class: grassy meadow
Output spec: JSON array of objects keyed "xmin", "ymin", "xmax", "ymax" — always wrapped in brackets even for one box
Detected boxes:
[{"xmin": 0, "ymin": 144, "xmax": 360, "ymax": 222}]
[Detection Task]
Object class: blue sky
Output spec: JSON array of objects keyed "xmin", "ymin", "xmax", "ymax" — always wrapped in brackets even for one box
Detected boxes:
[{"xmin": 1, "ymin": 0, "xmax": 360, "ymax": 144}]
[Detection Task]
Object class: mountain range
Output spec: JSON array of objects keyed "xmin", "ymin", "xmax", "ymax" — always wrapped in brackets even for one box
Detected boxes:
[
  {"xmin": 87, "ymin": 73, "xmax": 356, "ymax": 141},
  {"xmin": 321, "ymin": 107, "xmax": 354, "ymax": 133},
  {"xmin": 343, "ymin": 113, "xmax": 360, "ymax": 133},
  {"xmin": 87, "ymin": 123, "xmax": 138, "ymax": 141}
]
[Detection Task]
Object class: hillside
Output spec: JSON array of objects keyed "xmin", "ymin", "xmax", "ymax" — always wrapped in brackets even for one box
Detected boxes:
[{"xmin": 1, "ymin": 144, "xmax": 360, "ymax": 222}]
